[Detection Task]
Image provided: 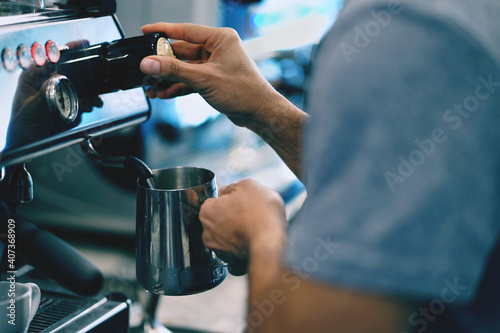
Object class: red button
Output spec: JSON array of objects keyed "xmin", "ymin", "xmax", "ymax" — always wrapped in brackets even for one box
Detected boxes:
[
  {"xmin": 31, "ymin": 42, "xmax": 47, "ymax": 66},
  {"xmin": 45, "ymin": 40, "xmax": 60, "ymax": 63}
]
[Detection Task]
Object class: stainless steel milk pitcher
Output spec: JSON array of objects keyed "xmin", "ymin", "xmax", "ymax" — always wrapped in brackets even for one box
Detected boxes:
[{"xmin": 136, "ymin": 167, "xmax": 227, "ymax": 295}]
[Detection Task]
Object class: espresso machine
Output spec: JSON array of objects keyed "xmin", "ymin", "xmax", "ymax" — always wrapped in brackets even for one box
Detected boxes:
[{"xmin": 0, "ymin": 0, "xmax": 173, "ymax": 331}]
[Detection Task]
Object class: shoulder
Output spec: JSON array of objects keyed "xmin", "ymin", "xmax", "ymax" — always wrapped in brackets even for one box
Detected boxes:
[
  {"xmin": 324, "ymin": 0, "xmax": 500, "ymax": 68},
  {"xmin": 307, "ymin": 0, "xmax": 500, "ymax": 123}
]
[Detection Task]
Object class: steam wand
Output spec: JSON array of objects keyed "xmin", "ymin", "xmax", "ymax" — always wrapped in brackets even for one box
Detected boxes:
[
  {"xmin": 80, "ymin": 139, "xmax": 172, "ymax": 333},
  {"xmin": 80, "ymin": 139, "xmax": 156, "ymax": 189}
]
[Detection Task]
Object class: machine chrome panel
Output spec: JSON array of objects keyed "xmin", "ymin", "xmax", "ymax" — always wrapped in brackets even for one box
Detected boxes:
[{"xmin": 0, "ymin": 14, "xmax": 150, "ymax": 167}]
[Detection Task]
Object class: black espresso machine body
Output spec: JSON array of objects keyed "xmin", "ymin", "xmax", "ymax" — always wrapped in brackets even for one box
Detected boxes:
[{"xmin": 0, "ymin": 1, "xmax": 152, "ymax": 331}]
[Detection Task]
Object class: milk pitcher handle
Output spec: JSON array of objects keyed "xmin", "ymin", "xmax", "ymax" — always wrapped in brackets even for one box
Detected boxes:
[
  {"xmin": 197, "ymin": 193, "xmax": 248, "ymax": 276},
  {"xmin": 213, "ymin": 250, "xmax": 248, "ymax": 276}
]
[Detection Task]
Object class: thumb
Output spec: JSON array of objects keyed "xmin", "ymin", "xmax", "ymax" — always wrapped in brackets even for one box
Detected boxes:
[{"xmin": 140, "ymin": 55, "xmax": 202, "ymax": 86}]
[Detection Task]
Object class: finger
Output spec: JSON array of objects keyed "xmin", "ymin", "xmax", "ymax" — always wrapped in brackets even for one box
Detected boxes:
[
  {"xmin": 201, "ymin": 229, "xmax": 220, "ymax": 250},
  {"xmin": 199, "ymin": 197, "xmax": 217, "ymax": 222},
  {"xmin": 219, "ymin": 183, "xmax": 238, "ymax": 196},
  {"xmin": 146, "ymin": 80, "xmax": 191, "ymax": 94},
  {"xmin": 170, "ymin": 41, "xmax": 204, "ymax": 61},
  {"xmin": 156, "ymin": 84, "xmax": 195, "ymax": 99},
  {"xmin": 216, "ymin": 250, "xmax": 248, "ymax": 276},
  {"xmin": 140, "ymin": 55, "xmax": 209, "ymax": 87},
  {"xmin": 146, "ymin": 82, "xmax": 195, "ymax": 99},
  {"xmin": 91, "ymin": 96, "xmax": 104, "ymax": 108},
  {"xmin": 142, "ymin": 22, "xmax": 219, "ymax": 50},
  {"xmin": 65, "ymin": 39, "xmax": 90, "ymax": 50}
]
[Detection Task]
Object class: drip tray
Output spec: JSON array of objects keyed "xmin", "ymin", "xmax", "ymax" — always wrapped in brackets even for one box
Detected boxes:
[
  {"xmin": 28, "ymin": 291, "xmax": 129, "ymax": 333},
  {"xmin": 14, "ymin": 267, "xmax": 130, "ymax": 333},
  {"xmin": 30, "ymin": 295, "xmax": 92, "ymax": 332}
]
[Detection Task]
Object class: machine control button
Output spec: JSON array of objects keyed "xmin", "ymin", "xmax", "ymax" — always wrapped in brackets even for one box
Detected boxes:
[
  {"xmin": 2, "ymin": 47, "xmax": 18, "ymax": 71},
  {"xmin": 31, "ymin": 42, "xmax": 47, "ymax": 66},
  {"xmin": 17, "ymin": 44, "xmax": 33, "ymax": 69},
  {"xmin": 45, "ymin": 40, "xmax": 60, "ymax": 63},
  {"xmin": 157, "ymin": 37, "xmax": 175, "ymax": 57},
  {"xmin": 45, "ymin": 74, "xmax": 79, "ymax": 123}
]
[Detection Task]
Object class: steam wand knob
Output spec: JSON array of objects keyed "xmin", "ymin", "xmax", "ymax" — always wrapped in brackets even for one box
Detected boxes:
[{"xmin": 9, "ymin": 163, "xmax": 33, "ymax": 204}]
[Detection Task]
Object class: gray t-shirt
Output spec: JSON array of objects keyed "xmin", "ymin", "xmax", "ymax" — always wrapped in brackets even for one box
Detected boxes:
[{"xmin": 285, "ymin": 0, "xmax": 500, "ymax": 331}]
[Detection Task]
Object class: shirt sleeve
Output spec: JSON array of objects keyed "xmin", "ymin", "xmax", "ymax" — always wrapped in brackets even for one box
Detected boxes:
[{"xmin": 284, "ymin": 3, "xmax": 500, "ymax": 302}]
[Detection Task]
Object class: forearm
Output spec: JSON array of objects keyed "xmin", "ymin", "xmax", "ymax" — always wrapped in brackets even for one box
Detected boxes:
[
  {"xmin": 246, "ymin": 225, "xmax": 287, "ymax": 333},
  {"xmin": 246, "ymin": 237, "xmax": 414, "ymax": 333},
  {"xmin": 243, "ymin": 91, "xmax": 309, "ymax": 180}
]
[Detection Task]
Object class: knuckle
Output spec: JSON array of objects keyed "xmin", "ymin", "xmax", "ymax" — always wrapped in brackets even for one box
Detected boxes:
[
  {"xmin": 221, "ymin": 27, "xmax": 240, "ymax": 41},
  {"xmin": 222, "ymin": 27, "xmax": 238, "ymax": 37},
  {"xmin": 201, "ymin": 230, "xmax": 212, "ymax": 247},
  {"xmin": 238, "ymin": 178, "xmax": 254, "ymax": 186},
  {"xmin": 166, "ymin": 59, "xmax": 180, "ymax": 78},
  {"xmin": 272, "ymin": 191, "xmax": 285, "ymax": 206},
  {"xmin": 239, "ymin": 178, "xmax": 262, "ymax": 192},
  {"xmin": 200, "ymin": 198, "xmax": 214, "ymax": 218}
]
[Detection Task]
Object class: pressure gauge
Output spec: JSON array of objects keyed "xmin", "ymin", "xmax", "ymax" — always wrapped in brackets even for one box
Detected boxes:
[{"xmin": 45, "ymin": 74, "xmax": 79, "ymax": 123}]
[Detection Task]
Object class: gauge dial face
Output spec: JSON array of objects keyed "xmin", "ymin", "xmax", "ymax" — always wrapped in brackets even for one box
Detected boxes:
[
  {"xmin": 55, "ymin": 82, "xmax": 73, "ymax": 118},
  {"xmin": 45, "ymin": 75, "xmax": 79, "ymax": 123}
]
